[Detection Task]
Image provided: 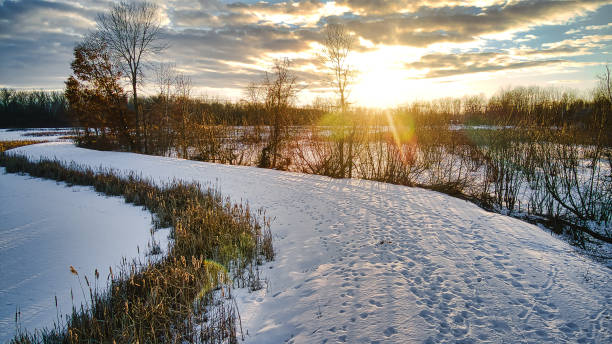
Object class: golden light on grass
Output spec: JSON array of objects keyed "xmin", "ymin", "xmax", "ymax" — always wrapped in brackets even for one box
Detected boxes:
[
  {"xmin": 384, "ymin": 111, "xmax": 417, "ymax": 164},
  {"xmin": 385, "ymin": 110, "xmax": 403, "ymax": 149}
]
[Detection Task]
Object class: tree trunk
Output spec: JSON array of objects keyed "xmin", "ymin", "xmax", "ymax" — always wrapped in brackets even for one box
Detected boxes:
[{"xmin": 132, "ymin": 79, "xmax": 143, "ymax": 152}]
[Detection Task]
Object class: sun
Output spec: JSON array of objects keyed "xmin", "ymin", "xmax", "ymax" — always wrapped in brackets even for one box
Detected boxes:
[{"xmin": 349, "ymin": 46, "xmax": 430, "ymax": 108}]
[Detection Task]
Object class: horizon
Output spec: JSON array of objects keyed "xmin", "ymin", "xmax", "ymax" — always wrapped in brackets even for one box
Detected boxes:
[{"xmin": 1, "ymin": 0, "xmax": 611, "ymax": 107}]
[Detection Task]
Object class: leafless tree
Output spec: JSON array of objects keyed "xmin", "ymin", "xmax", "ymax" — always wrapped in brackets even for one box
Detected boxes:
[
  {"xmin": 155, "ymin": 63, "xmax": 175, "ymax": 102},
  {"xmin": 154, "ymin": 62, "xmax": 176, "ymax": 151},
  {"xmin": 244, "ymin": 80, "xmax": 265, "ymax": 105},
  {"xmin": 96, "ymin": 1, "xmax": 166, "ymax": 151},
  {"xmin": 321, "ymin": 23, "xmax": 355, "ymax": 113},
  {"xmin": 597, "ymin": 64, "xmax": 611, "ymax": 104},
  {"xmin": 259, "ymin": 58, "xmax": 300, "ymax": 168},
  {"xmin": 173, "ymin": 73, "xmax": 193, "ymax": 158},
  {"xmin": 320, "ymin": 23, "xmax": 357, "ymax": 177}
]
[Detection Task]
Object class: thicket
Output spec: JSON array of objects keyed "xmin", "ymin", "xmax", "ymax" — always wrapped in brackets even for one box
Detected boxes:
[{"xmin": 1, "ymin": 152, "xmax": 273, "ymax": 343}]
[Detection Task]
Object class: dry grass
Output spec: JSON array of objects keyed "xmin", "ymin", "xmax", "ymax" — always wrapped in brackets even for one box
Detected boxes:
[{"xmin": 0, "ymin": 140, "xmax": 43, "ymax": 153}]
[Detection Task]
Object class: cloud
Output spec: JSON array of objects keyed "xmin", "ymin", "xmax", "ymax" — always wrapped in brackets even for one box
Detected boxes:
[
  {"xmin": 406, "ymin": 51, "xmax": 567, "ymax": 78},
  {"xmin": 506, "ymin": 34, "xmax": 612, "ymax": 59},
  {"xmin": 585, "ymin": 23, "xmax": 612, "ymax": 31},
  {"xmin": 343, "ymin": 0, "xmax": 607, "ymax": 47},
  {"xmin": 0, "ymin": 0, "xmax": 101, "ymax": 36},
  {"xmin": 407, "ymin": 31, "xmax": 611, "ymax": 79},
  {"xmin": 228, "ymin": 0, "xmax": 324, "ymax": 15},
  {"xmin": 565, "ymin": 22, "xmax": 612, "ymax": 34},
  {"xmin": 336, "ymin": 0, "xmax": 509, "ymax": 15},
  {"xmin": 0, "ymin": 0, "xmax": 112, "ymax": 88},
  {"xmin": 542, "ymin": 34, "xmax": 612, "ymax": 50}
]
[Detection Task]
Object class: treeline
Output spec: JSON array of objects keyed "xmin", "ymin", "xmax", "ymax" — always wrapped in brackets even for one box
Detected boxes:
[
  {"xmin": 373, "ymin": 86, "xmax": 610, "ymax": 129},
  {"xmin": 3, "ymin": 86, "xmax": 609, "ymax": 131},
  {"xmin": 141, "ymin": 84, "xmax": 612, "ymax": 134},
  {"xmin": 169, "ymin": 99, "xmax": 323, "ymax": 126},
  {"xmin": 0, "ymin": 89, "xmax": 71, "ymax": 128}
]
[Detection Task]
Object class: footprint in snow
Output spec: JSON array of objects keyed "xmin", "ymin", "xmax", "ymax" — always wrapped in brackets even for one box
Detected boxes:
[
  {"xmin": 383, "ymin": 327, "xmax": 397, "ymax": 337},
  {"xmin": 369, "ymin": 299, "xmax": 383, "ymax": 307}
]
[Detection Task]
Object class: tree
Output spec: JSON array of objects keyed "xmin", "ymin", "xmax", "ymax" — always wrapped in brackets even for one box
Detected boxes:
[
  {"xmin": 96, "ymin": 1, "xmax": 166, "ymax": 151},
  {"xmin": 320, "ymin": 23, "xmax": 357, "ymax": 177},
  {"xmin": 254, "ymin": 58, "xmax": 300, "ymax": 168},
  {"xmin": 321, "ymin": 23, "xmax": 355, "ymax": 114},
  {"xmin": 65, "ymin": 35, "xmax": 135, "ymax": 148},
  {"xmin": 596, "ymin": 64, "xmax": 611, "ymax": 104},
  {"xmin": 152, "ymin": 62, "xmax": 176, "ymax": 152},
  {"xmin": 173, "ymin": 73, "xmax": 193, "ymax": 159}
]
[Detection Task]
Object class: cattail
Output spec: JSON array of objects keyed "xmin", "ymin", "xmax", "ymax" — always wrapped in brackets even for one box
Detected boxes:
[{"xmin": 70, "ymin": 265, "xmax": 78, "ymax": 275}]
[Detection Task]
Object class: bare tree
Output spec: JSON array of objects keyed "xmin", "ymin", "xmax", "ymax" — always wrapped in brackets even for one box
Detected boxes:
[
  {"xmin": 96, "ymin": 1, "xmax": 166, "ymax": 150},
  {"xmin": 244, "ymin": 80, "xmax": 264, "ymax": 105},
  {"xmin": 321, "ymin": 23, "xmax": 355, "ymax": 113},
  {"xmin": 597, "ymin": 64, "xmax": 611, "ymax": 104},
  {"xmin": 154, "ymin": 62, "xmax": 176, "ymax": 152},
  {"xmin": 155, "ymin": 63, "xmax": 176, "ymax": 122},
  {"xmin": 258, "ymin": 58, "xmax": 300, "ymax": 168},
  {"xmin": 173, "ymin": 73, "xmax": 193, "ymax": 159},
  {"xmin": 320, "ymin": 23, "xmax": 357, "ymax": 177}
]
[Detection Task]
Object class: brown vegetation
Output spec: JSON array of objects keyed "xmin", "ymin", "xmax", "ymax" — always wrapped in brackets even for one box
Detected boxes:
[{"xmin": 0, "ymin": 140, "xmax": 43, "ymax": 153}]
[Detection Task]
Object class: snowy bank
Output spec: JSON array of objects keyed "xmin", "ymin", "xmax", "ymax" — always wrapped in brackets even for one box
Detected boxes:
[
  {"xmin": 9, "ymin": 142, "xmax": 612, "ymax": 343},
  {"xmin": 0, "ymin": 167, "xmax": 168, "ymax": 342}
]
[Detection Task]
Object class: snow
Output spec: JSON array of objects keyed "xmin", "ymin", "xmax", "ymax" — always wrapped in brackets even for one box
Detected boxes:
[
  {"xmin": 0, "ymin": 167, "xmax": 168, "ymax": 342},
  {"xmin": 7, "ymin": 142, "xmax": 612, "ymax": 343},
  {"xmin": 0, "ymin": 128, "xmax": 73, "ymax": 142}
]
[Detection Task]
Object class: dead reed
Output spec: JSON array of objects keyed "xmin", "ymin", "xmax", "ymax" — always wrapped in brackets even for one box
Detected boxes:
[{"xmin": 0, "ymin": 140, "xmax": 43, "ymax": 153}]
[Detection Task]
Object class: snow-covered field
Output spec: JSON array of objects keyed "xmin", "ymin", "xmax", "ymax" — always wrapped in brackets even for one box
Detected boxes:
[
  {"xmin": 0, "ymin": 128, "xmax": 74, "ymax": 142},
  {"xmin": 6, "ymin": 142, "xmax": 610, "ymax": 343},
  {"xmin": 0, "ymin": 166, "xmax": 168, "ymax": 342}
]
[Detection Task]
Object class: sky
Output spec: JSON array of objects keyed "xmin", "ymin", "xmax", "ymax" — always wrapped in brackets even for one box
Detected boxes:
[{"xmin": 0, "ymin": 0, "xmax": 611, "ymax": 107}]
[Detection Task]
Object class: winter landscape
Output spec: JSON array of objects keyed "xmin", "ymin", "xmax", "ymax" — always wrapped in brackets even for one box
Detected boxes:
[{"xmin": 1, "ymin": 0, "xmax": 611, "ymax": 343}]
